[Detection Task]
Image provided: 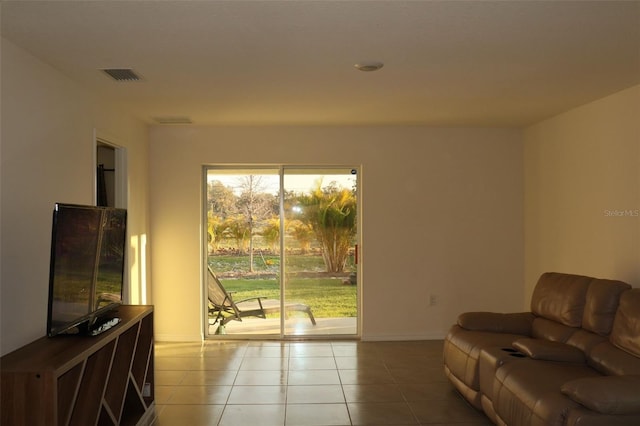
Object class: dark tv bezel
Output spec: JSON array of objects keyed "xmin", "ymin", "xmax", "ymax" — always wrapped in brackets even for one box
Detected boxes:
[{"xmin": 46, "ymin": 203, "xmax": 126, "ymax": 337}]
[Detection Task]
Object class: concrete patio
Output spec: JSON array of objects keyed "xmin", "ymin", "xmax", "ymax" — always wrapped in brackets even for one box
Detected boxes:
[{"xmin": 208, "ymin": 316, "xmax": 357, "ymax": 338}]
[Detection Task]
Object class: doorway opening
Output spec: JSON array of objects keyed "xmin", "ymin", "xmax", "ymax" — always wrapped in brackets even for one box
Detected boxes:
[
  {"xmin": 94, "ymin": 134, "xmax": 130, "ymax": 302},
  {"xmin": 95, "ymin": 137, "xmax": 127, "ymax": 209},
  {"xmin": 204, "ymin": 166, "xmax": 360, "ymax": 339},
  {"xmin": 96, "ymin": 144, "xmax": 115, "ymax": 207}
]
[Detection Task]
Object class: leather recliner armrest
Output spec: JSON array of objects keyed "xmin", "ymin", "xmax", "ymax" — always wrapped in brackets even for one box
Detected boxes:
[
  {"xmin": 457, "ymin": 312, "xmax": 534, "ymax": 335},
  {"xmin": 561, "ymin": 375, "xmax": 640, "ymax": 415},
  {"xmin": 512, "ymin": 338, "xmax": 586, "ymax": 363}
]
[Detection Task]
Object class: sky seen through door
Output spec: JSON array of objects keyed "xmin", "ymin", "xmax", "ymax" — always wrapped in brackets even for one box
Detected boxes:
[{"xmin": 207, "ymin": 172, "xmax": 356, "ymax": 195}]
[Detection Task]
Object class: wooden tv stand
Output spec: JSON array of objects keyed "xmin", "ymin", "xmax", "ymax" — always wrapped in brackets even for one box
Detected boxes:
[{"xmin": 1, "ymin": 305, "xmax": 155, "ymax": 426}]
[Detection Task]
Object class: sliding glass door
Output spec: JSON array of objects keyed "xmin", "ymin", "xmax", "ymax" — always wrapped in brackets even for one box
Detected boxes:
[{"xmin": 204, "ymin": 166, "xmax": 359, "ymax": 338}]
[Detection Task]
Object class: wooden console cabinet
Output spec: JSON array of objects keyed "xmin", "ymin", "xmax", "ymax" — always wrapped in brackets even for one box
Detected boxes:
[{"xmin": 1, "ymin": 305, "xmax": 155, "ymax": 426}]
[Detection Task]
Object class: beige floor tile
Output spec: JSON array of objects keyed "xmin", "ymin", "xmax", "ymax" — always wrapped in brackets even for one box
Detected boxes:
[
  {"xmin": 397, "ymin": 383, "xmax": 458, "ymax": 401},
  {"xmin": 153, "ymin": 339, "xmax": 491, "ymax": 425},
  {"xmin": 240, "ymin": 357, "xmax": 289, "ymax": 371},
  {"xmin": 288, "ymin": 369, "xmax": 341, "ymax": 385},
  {"xmin": 202, "ymin": 343, "xmax": 248, "ymax": 351},
  {"xmin": 234, "ymin": 370, "xmax": 288, "ymax": 385},
  {"xmin": 388, "ymin": 367, "xmax": 447, "ymax": 384},
  {"xmin": 154, "ymin": 370, "xmax": 187, "ymax": 386},
  {"xmin": 335, "ymin": 356, "xmax": 387, "ymax": 370},
  {"xmin": 287, "ymin": 385, "xmax": 345, "ymax": 404},
  {"xmin": 152, "ymin": 404, "xmax": 224, "ymax": 426},
  {"xmin": 167, "ymin": 385, "xmax": 232, "ymax": 404},
  {"xmin": 289, "ymin": 342, "xmax": 335, "ymax": 357},
  {"xmin": 338, "ymin": 369, "xmax": 395, "ymax": 385},
  {"xmin": 331, "ymin": 344, "xmax": 374, "ymax": 357},
  {"xmin": 200, "ymin": 356, "xmax": 244, "ymax": 370},
  {"xmin": 342, "ymin": 384, "xmax": 404, "ymax": 403},
  {"xmin": 156, "ymin": 356, "xmax": 242, "ymax": 371},
  {"xmin": 289, "ymin": 356, "xmax": 337, "ymax": 370},
  {"xmin": 218, "ymin": 404, "xmax": 286, "ymax": 426},
  {"xmin": 348, "ymin": 402, "xmax": 418, "ymax": 425},
  {"xmin": 181, "ymin": 370, "xmax": 238, "ymax": 386},
  {"xmin": 408, "ymin": 399, "xmax": 490, "ymax": 424},
  {"xmin": 155, "ymin": 357, "xmax": 205, "ymax": 371},
  {"xmin": 285, "ymin": 403, "xmax": 351, "ymax": 426},
  {"xmin": 153, "ymin": 386, "xmax": 176, "ymax": 404},
  {"xmin": 227, "ymin": 385, "xmax": 287, "ymax": 404},
  {"xmin": 244, "ymin": 345, "xmax": 290, "ymax": 358},
  {"xmin": 201, "ymin": 346, "xmax": 248, "ymax": 358},
  {"xmin": 382, "ymin": 355, "xmax": 434, "ymax": 370}
]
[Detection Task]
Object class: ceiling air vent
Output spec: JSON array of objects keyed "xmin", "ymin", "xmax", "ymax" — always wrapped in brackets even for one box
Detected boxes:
[
  {"xmin": 102, "ymin": 68, "xmax": 142, "ymax": 82},
  {"xmin": 153, "ymin": 116, "xmax": 193, "ymax": 125}
]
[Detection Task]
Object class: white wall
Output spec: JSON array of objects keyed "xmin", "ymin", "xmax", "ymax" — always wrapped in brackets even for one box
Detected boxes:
[
  {"xmin": 0, "ymin": 39, "xmax": 150, "ymax": 355},
  {"xmin": 4, "ymin": 33, "xmax": 635, "ymax": 353},
  {"xmin": 149, "ymin": 126, "xmax": 524, "ymax": 341},
  {"xmin": 524, "ymin": 85, "xmax": 640, "ymax": 302}
]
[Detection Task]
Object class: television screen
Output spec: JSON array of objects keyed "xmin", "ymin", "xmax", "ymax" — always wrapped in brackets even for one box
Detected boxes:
[
  {"xmin": 47, "ymin": 203, "xmax": 126, "ymax": 336},
  {"xmin": 94, "ymin": 208, "xmax": 127, "ymax": 310}
]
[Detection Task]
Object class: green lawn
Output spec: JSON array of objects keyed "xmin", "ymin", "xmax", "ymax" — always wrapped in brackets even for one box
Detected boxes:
[
  {"xmin": 209, "ymin": 254, "xmax": 357, "ymax": 318},
  {"xmin": 208, "ymin": 254, "xmax": 355, "ymax": 274},
  {"xmin": 220, "ymin": 277, "xmax": 357, "ymax": 318}
]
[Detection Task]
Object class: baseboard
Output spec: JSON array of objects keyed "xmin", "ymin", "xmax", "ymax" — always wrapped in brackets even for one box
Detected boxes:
[
  {"xmin": 155, "ymin": 333, "xmax": 203, "ymax": 342},
  {"xmin": 360, "ymin": 331, "xmax": 447, "ymax": 341},
  {"xmin": 155, "ymin": 332, "xmax": 447, "ymax": 342}
]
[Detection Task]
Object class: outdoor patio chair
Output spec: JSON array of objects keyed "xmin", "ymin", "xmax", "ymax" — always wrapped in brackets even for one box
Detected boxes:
[{"xmin": 207, "ymin": 267, "xmax": 316, "ymax": 331}]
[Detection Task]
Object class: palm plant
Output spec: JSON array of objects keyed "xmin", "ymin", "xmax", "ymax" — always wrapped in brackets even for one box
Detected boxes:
[
  {"xmin": 288, "ymin": 219, "xmax": 314, "ymax": 253},
  {"xmin": 207, "ymin": 212, "xmax": 228, "ymax": 254},
  {"xmin": 296, "ymin": 182, "xmax": 356, "ymax": 273},
  {"xmin": 224, "ymin": 214, "xmax": 250, "ymax": 254},
  {"xmin": 261, "ymin": 216, "xmax": 281, "ymax": 253}
]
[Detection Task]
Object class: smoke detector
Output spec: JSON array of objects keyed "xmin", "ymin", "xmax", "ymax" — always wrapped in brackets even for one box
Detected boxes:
[{"xmin": 354, "ymin": 61, "xmax": 384, "ymax": 72}]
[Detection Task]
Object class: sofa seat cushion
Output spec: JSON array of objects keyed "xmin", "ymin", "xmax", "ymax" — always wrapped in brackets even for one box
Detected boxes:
[
  {"xmin": 493, "ymin": 359, "xmax": 601, "ymax": 426},
  {"xmin": 561, "ymin": 375, "xmax": 640, "ymax": 415},
  {"xmin": 444, "ymin": 325, "xmax": 527, "ymax": 391},
  {"xmin": 513, "ymin": 338, "xmax": 585, "ymax": 363},
  {"xmin": 588, "ymin": 341, "xmax": 640, "ymax": 376},
  {"xmin": 564, "ymin": 407, "xmax": 640, "ymax": 426}
]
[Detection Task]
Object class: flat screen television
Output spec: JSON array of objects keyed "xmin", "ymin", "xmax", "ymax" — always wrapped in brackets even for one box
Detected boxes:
[{"xmin": 46, "ymin": 203, "xmax": 127, "ymax": 337}]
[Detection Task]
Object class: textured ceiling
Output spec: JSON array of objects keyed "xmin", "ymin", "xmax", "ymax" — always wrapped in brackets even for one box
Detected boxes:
[{"xmin": 2, "ymin": 1, "xmax": 639, "ymax": 126}]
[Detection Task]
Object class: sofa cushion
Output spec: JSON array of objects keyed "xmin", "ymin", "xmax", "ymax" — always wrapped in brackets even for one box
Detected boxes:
[
  {"xmin": 582, "ymin": 279, "xmax": 631, "ymax": 336},
  {"xmin": 587, "ymin": 341, "xmax": 640, "ymax": 376},
  {"xmin": 565, "ymin": 329, "xmax": 608, "ymax": 354},
  {"xmin": 444, "ymin": 325, "xmax": 526, "ymax": 392},
  {"xmin": 531, "ymin": 317, "xmax": 578, "ymax": 342},
  {"xmin": 530, "ymin": 272, "xmax": 592, "ymax": 327},
  {"xmin": 513, "ymin": 338, "xmax": 585, "ymax": 363},
  {"xmin": 493, "ymin": 358, "xmax": 600, "ymax": 426},
  {"xmin": 610, "ymin": 289, "xmax": 640, "ymax": 357},
  {"xmin": 561, "ymin": 375, "xmax": 640, "ymax": 414},
  {"xmin": 458, "ymin": 312, "xmax": 534, "ymax": 334}
]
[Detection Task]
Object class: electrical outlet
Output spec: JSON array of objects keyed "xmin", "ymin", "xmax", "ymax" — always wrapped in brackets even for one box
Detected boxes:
[
  {"xmin": 143, "ymin": 383, "xmax": 152, "ymax": 397},
  {"xmin": 429, "ymin": 294, "xmax": 438, "ymax": 306}
]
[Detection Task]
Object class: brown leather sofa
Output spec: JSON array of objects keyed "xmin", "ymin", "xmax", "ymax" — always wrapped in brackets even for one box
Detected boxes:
[{"xmin": 443, "ymin": 272, "xmax": 640, "ymax": 425}]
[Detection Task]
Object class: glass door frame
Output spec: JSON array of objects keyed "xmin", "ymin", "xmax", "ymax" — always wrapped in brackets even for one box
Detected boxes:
[{"xmin": 202, "ymin": 164, "xmax": 361, "ymax": 340}]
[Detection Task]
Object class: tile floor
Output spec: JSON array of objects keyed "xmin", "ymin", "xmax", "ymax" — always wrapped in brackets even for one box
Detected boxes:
[{"xmin": 153, "ymin": 339, "xmax": 491, "ymax": 426}]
